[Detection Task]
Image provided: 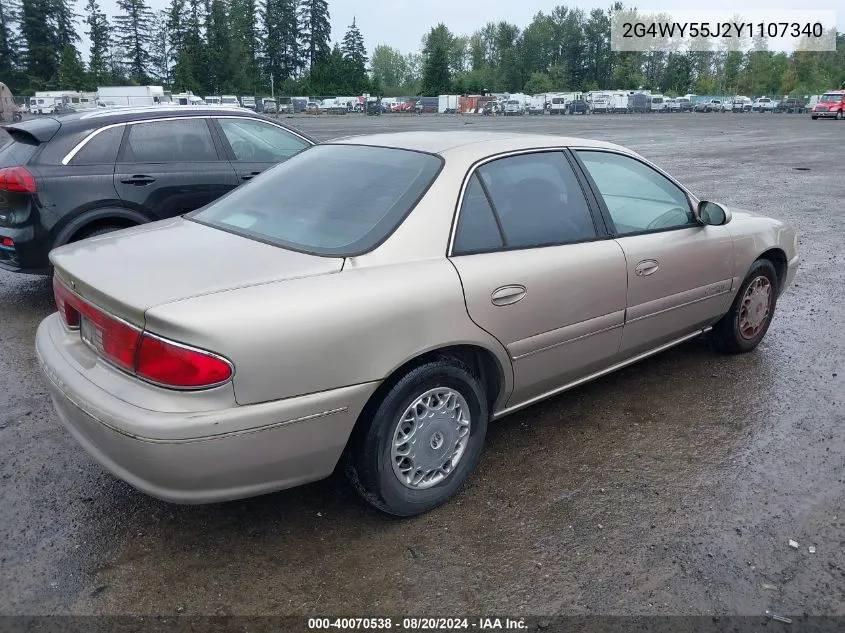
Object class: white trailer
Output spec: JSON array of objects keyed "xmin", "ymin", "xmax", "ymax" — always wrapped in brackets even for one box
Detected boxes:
[
  {"xmin": 96, "ymin": 86, "xmax": 166, "ymax": 107},
  {"xmin": 438, "ymin": 95, "xmax": 458, "ymax": 113}
]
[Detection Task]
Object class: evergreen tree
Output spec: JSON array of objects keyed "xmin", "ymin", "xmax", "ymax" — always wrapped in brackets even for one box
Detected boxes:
[
  {"xmin": 297, "ymin": 0, "xmax": 329, "ymax": 70},
  {"xmin": 264, "ymin": 0, "xmax": 299, "ymax": 83},
  {"xmin": 150, "ymin": 10, "xmax": 170, "ymax": 84},
  {"xmin": 85, "ymin": 0, "xmax": 111, "ymax": 85},
  {"xmin": 51, "ymin": 0, "xmax": 78, "ymax": 49},
  {"xmin": 0, "ymin": 0, "xmax": 21, "ymax": 77},
  {"xmin": 421, "ymin": 24, "xmax": 452, "ymax": 95},
  {"xmin": 205, "ymin": 0, "xmax": 231, "ymax": 94},
  {"xmin": 21, "ymin": 0, "xmax": 59, "ymax": 83},
  {"xmin": 56, "ymin": 43, "xmax": 85, "ymax": 88},
  {"xmin": 113, "ymin": 0, "xmax": 155, "ymax": 81},
  {"xmin": 230, "ymin": 0, "xmax": 259, "ymax": 92},
  {"xmin": 340, "ymin": 17, "xmax": 367, "ymax": 91}
]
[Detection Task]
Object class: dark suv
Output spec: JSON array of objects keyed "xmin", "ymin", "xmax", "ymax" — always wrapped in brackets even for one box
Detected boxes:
[
  {"xmin": 776, "ymin": 98, "xmax": 807, "ymax": 114},
  {"xmin": 0, "ymin": 106, "xmax": 315, "ymax": 274}
]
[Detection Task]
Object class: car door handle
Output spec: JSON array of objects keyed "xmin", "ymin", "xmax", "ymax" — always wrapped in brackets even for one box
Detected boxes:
[
  {"xmin": 240, "ymin": 171, "xmax": 262, "ymax": 181},
  {"xmin": 491, "ymin": 285, "xmax": 527, "ymax": 306},
  {"xmin": 120, "ymin": 175, "xmax": 155, "ymax": 186},
  {"xmin": 635, "ymin": 259, "xmax": 660, "ymax": 277}
]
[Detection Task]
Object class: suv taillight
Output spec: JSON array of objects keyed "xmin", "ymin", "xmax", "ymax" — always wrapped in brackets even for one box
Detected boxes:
[
  {"xmin": 53, "ymin": 278, "xmax": 233, "ymax": 388},
  {"xmin": 0, "ymin": 166, "xmax": 36, "ymax": 193}
]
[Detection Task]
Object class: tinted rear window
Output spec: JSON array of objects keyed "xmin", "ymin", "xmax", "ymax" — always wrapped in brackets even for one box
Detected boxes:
[
  {"xmin": 71, "ymin": 126, "xmax": 124, "ymax": 165},
  {"xmin": 190, "ymin": 144, "xmax": 442, "ymax": 256}
]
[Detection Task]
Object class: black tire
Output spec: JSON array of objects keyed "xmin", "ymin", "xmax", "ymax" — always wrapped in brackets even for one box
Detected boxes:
[
  {"xmin": 812, "ymin": 115, "xmax": 818, "ymax": 120},
  {"xmin": 345, "ymin": 357, "xmax": 488, "ymax": 517},
  {"xmin": 711, "ymin": 259, "xmax": 779, "ymax": 354},
  {"xmin": 72, "ymin": 225, "xmax": 126, "ymax": 242},
  {"xmin": 838, "ymin": 110, "xmax": 844, "ymax": 120}
]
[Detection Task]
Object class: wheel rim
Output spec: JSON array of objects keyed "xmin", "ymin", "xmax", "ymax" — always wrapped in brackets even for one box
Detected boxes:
[
  {"xmin": 391, "ymin": 387, "xmax": 471, "ymax": 490},
  {"xmin": 738, "ymin": 276, "xmax": 773, "ymax": 340}
]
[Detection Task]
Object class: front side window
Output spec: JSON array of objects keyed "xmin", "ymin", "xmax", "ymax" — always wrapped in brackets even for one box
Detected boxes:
[
  {"xmin": 190, "ymin": 144, "xmax": 441, "ymax": 256},
  {"xmin": 217, "ymin": 118, "xmax": 308, "ymax": 162},
  {"xmin": 122, "ymin": 119, "xmax": 218, "ymax": 163},
  {"xmin": 474, "ymin": 152, "xmax": 597, "ymax": 249},
  {"xmin": 576, "ymin": 150, "xmax": 694, "ymax": 235}
]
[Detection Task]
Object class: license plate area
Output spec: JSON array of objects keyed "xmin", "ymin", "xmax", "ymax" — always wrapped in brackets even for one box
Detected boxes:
[{"xmin": 80, "ymin": 315, "xmax": 100, "ymax": 353}]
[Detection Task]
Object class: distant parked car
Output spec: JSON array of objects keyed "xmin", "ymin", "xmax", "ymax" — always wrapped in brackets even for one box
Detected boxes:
[
  {"xmin": 695, "ymin": 99, "xmax": 722, "ymax": 113},
  {"xmin": 811, "ymin": 91, "xmax": 845, "ymax": 119},
  {"xmin": 37, "ymin": 132, "xmax": 799, "ymax": 517},
  {"xmin": 0, "ymin": 106, "xmax": 314, "ymax": 274},
  {"xmin": 751, "ymin": 97, "xmax": 776, "ymax": 113},
  {"xmin": 674, "ymin": 97, "xmax": 693, "ymax": 112},
  {"xmin": 727, "ymin": 97, "xmax": 752, "ymax": 113},
  {"xmin": 776, "ymin": 98, "xmax": 807, "ymax": 114},
  {"xmin": 569, "ymin": 99, "xmax": 588, "ymax": 114},
  {"xmin": 527, "ymin": 101, "xmax": 545, "ymax": 115},
  {"xmin": 504, "ymin": 99, "xmax": 525, "ymax": 116},
  {"xmin": 666, "ymin": 98, "xmax": 680, "ymax": 112}
]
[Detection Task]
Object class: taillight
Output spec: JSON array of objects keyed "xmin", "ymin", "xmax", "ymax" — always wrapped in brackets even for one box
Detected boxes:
[
  {"xmin": 52, "ymin": 278, "xmax": 232, "ymax": 388},
  {"xmin": 136, "ymin": 334, "xmax": 232, "ymax": 388},
  {"xmin": 0, "ymin": 166, "xmax": 36, "ymax": 193}
]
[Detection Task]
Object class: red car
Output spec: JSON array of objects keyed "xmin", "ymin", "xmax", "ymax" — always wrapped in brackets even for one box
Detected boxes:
[{"xmin": 811, "ymin": 91, "xmax": 845, "ymax": 120}]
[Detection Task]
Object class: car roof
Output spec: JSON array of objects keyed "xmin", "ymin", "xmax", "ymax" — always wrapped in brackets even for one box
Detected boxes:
[
  {"xmin": 329, "ymin": 131, "xmax": 628, "ymax": 159},
  {"xmin": 8, "ymin": 105, "xmax": 316, "ymax": 143}
]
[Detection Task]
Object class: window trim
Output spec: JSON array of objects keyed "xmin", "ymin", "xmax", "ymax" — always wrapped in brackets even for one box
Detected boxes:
[
  {"xmin": 570, "ymin": 148, "xmax": 702, "ymax": 238},
  {"xmin": 212, "ymin": 116, "xmax": 310, "ymax": 163},
  {"xmin": 448, "ymin": 147, "xmax": 611, "ymax": 257},
  {"xmin": 61, "ymin": 115, "xmax": 313, "ymax": 166}
]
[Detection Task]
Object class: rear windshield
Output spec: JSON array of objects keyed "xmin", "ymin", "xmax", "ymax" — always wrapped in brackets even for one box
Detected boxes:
[{"xmin": 190, "ymin": 144, "xmax": 443, "ymax": 256}]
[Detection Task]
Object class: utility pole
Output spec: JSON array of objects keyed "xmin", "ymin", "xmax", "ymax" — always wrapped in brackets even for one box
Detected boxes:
[{"xmin": 271, "ymin": 73, "xmax": 275, "ymax": 99}]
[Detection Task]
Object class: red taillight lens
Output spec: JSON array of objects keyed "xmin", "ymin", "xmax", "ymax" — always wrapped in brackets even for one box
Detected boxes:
[
  {"xmin": 0, "ymin": 166, "xmax": 37, "ymax": 193},
  {"xmin": 136, "ymin": 335, "xmax": 232, "ymax": 388},
  {"xmin": 53, "ymin": 277, "xmax": 140, "ymax": 371},
  {"xmin": 53, "ymin": 278, "xmax": 232, "ymax": 389}
]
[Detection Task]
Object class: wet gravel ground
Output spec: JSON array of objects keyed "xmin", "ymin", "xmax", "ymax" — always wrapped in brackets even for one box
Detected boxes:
[{"xmin": 1, "ymin": 113, "xmax": 844, "ymax": 619}]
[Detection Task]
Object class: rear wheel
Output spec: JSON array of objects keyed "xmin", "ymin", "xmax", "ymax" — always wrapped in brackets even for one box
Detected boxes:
[
  {"xmin": 711, "ymin": 259, "xmax": 778, "ymax": 354},
  {"xmin": 345, "ymin": 357, "xmax": 488, "ymax": 517}
]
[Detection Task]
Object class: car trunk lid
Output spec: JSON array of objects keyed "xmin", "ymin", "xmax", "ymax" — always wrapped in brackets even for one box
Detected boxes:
[{"xmin": 50, "ymin": 217, "xmax": 344, "ymax": 325}]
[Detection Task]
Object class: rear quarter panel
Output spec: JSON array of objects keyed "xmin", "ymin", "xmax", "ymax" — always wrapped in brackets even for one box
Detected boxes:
[{"xmin": 143, "ymin": 259, "xmax": 514, "ymax": 407}]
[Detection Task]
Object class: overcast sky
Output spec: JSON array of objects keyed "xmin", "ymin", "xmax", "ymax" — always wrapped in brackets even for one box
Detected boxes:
[{"xmin": 85, "ymin": 0, "xmax": 842, "ymax": 59}]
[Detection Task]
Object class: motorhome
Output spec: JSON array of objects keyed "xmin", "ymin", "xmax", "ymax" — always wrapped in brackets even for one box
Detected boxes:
[
  {"xmin": 96, "ymin": 86, "xmax": 166, "ymax": 107},
  {"xmin": 171, "ymin": 92, "xmax": 204, "ymax": 105}
]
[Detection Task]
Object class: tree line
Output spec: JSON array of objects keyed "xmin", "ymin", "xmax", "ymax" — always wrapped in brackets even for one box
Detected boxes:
[
  {"xmin": 0, "ymin": 0, "xmax": 843, "ymax": 99},
  {"xmin": 0, "ymin": 0, "xmax": 369, "ymax": 96}
]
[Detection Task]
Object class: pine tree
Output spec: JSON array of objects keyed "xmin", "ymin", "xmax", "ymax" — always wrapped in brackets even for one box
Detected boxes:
[
  {"xmin": 21, "ymin": 0, "xmax": 59, "ymax": 83},
  {"xmin": 297, "ymin": 0, "xmax": 329, "ymax": 71},
  {"xmin": 205, "ymin": 0, "xmax": 229, "ymax": 94},
  {"xmin": 51, "ymin": 0, "xmax": 78, "ymax": 49},
  {"xmin": 341, "ymin": 17, "xmax": 367, "ymax": 92},
  {"xmin": 263, "ymin": 0, "xmax": 299, "ymax": 83},
  {"xmin": 150, "ymin": 10, "xmax": 170, "ymax": 84},
  {"xmin": 56, "ymin": 43, "xmax": 85, "ymax": 88},
  {"xmin": 85, "ymin": 0, "xmax": 111, "ymax": 85},
  {"xmin": 113, "ymin": 0, "xmax": 155, "ymax": 81},
  {"xmin": 230, "ymin": 0, "xmax": 259, "ymax": 92},
  {"xmin": 0, "ymin": 0, "xmax": 21, "ymax": 77}
]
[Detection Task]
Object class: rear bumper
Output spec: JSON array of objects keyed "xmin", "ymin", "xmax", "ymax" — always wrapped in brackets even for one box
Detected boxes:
[
  {"xmin": 0, "ymin": 224, "xmax": 51, "ymax": 274},
  {"xmin": 36, "ymin": 314, "xmax": 379, "ymax": 503}
]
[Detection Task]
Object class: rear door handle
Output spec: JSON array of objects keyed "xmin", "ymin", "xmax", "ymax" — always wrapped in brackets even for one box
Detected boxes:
[
  {"xmin": 120, "ymin": 175, "xmax": 156, "ymax": 186},
  {"xmin": 491, "ymin": 285, "xmax": 527, "ymax": 306},
  {"xmin": 240, "ymin": 171, "xmax": 262, "ymax": 181},
  {"xmin": 635, "ymin": 259, "xmax": 660, "ymax": 277}
]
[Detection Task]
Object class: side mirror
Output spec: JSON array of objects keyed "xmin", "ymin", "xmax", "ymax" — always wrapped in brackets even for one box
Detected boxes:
[{"xmin": 697, "ymin": 201, "xmax": 731, "ymax": 226}]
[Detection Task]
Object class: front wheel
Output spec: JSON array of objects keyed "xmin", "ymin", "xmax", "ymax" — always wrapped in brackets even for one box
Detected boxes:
[
  {"xmin": 711, "ymin": 259, "xmax": 779, "ymax": 354},
  {"xmin": 345, "ymin": 357, "xmax": 488, "ymax": 516},
  {"xmin": 838, "ymin": 110, "xmax": 844, "ymax": 120}
]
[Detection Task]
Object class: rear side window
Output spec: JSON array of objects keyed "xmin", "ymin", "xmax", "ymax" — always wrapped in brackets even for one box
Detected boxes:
[
  {"xmin": 71, "ymin": 126, "xmax": 124, "ymax": 165},
  {"xmin": 453, "ymin": 174, "xmax": 504, "ymax": 255},
  {"xmin": 475, "ymin": 152, "xmax": 597, "ymax": 248},
  {"xmin": 121, "ymin": 119, "xmax": 218, "ymax": 163}
]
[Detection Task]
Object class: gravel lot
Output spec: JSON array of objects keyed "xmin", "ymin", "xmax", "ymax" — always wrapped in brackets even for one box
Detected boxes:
[{"xmin": 1, "ymin": 112, "xmax": 844, "ymax": 620}]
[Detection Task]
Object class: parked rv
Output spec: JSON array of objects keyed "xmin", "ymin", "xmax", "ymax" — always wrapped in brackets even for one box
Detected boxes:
[{"xmin": 96, "ymin": 86, "xmax": 166, "ymax": 108}]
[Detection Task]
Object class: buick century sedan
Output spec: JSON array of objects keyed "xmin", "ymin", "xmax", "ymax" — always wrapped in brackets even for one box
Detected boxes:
[{"xmin": 37, "ymin": 132, "xmax": 799, "ymax": 516}]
